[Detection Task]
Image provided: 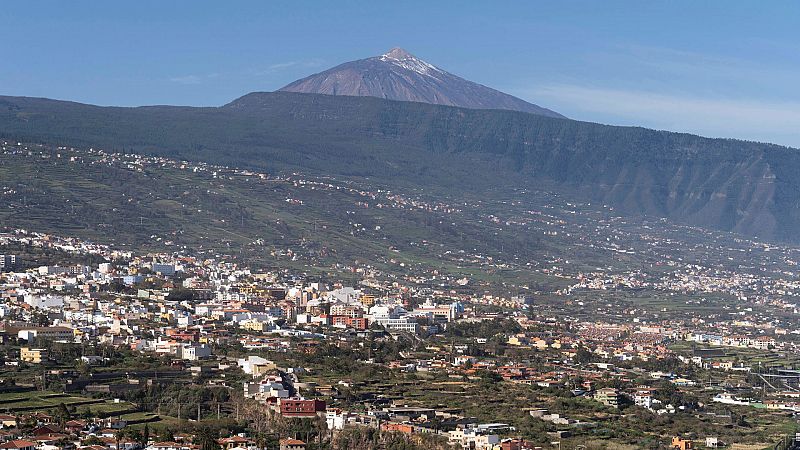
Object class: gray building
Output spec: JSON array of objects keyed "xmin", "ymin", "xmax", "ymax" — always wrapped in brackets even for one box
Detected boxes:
[{"xmin": 0, "ymin": 255, "xmax": 19, "ymax": 272}]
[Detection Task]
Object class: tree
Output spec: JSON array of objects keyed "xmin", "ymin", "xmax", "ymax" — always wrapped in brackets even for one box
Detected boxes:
[
  {"xmin": 156, "ymin": 427, "xmax": 175, "ymax": 443},
  {"xmin": 82, "ymin": 436, "xmax": 104, "ymax": 446},
  {"xmin": 194, "ymin": 426, "xmax": 221, "ymax": 450},
  {"xmin": 80, "ymin": 406, "xmax": 94, "ymax": 419},
  {"xmin": 127, "ymin": 429, "xmax": 143, "ymax": 448},
  {"xmin": 478, "ymin": 370, "xmax": 503, "ymax": 385},
  {"xmin": 141, "ymin": 424, "xmax": 150, "ymax": 448},
  {"xmin": 574, "ymin": 346, "xmax": 593, "ymax": 365},
  {"xmin": 55, "ymin": 402, "xmax": 71, "ymax": 427},
  {"xmin": 166, "ymin": 288, "xmax": 196, "ymax": 302}
]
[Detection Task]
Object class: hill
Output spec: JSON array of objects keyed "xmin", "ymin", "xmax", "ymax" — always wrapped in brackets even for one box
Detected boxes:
[
  {"xmin": 5, "ymin": 142, "xmax": 796, "ymax": 295},
  {"xmin": 0, "ymin": 92, "xmax": 798, "ymax": 242}
]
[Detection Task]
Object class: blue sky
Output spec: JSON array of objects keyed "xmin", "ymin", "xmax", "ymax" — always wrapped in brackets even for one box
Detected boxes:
[{"xmin": 2, "ymin": 1, "xmax": 800, "ymax": 146}]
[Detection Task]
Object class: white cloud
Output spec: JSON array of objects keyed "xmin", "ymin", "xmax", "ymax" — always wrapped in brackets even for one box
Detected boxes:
[
  {"xmin": 256, "ymin": 58, "xmax": 325, "ymax": 75},
  {"xmin": 528, "ymin": 84, "xmax": 800, "ymax": 148},
  {"xmin": 268, "ymin": 61, "xmax": 299, "ymax": 71}
]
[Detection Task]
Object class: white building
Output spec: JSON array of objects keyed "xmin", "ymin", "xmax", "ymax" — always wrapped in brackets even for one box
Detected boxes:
[
  {"xmin": 244, "ymin": 376, "xmax": 289, "ymax": 400},
  {"xmin": 326, "ymin": 409, "xmax": 348, "ymax": 430},
  {"xmin": 448, "ymin": 429, "xmax": 500, "ymax": 450},
  {"xmin": 368, "ymin": 305, "xmax": 418, "ymax": 333},
  {"xmin": 238, "ymin": 355, "xmax": 271, "ymax": 375},
  {"xmin": 328, "ymin": 287, "xmax": 362, "ymax": 303},
  {"xmin": 179, "ymin": 343, "xmax": 212, "ymax": 361},
  {"xmin": 25, "ymin": 294, "xmax": 64, "ymax": 310}
]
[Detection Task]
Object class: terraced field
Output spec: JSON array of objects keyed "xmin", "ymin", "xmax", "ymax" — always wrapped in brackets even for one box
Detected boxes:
[{"xmin": 0, "ymin": 390, "xmax": 136, "ymax": 417}]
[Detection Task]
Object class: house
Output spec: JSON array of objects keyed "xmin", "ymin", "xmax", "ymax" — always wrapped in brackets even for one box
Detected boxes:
[
  {"xmin": 64, "ymin": 419, "xmax": 87, "ymax": 433},
  {"xmin": 382, "ymin": 423, "xmax": 415, "ymax": 434},
  {"xmin": 237, "ymin": 356, "xmax": 277, "ymax": 377},
  {"xmin": 108, "ymin": 439, "xmax": 138, "ymax": 450},
  {"xmin": 31, "ymin": 425, "xmax": 61, "ymax": 436},
  {"xmin": 147, "ymin": 442, "xmax": 196, "ymax": 450},
  {"xmin": 671, "ymin": 378, "xmax": 696, "ymax": 387},
  {"xmin": 448, "ymin": 428, "xmax": 500, "ymax": 449},
  {"xmin": 507, "ymin": 335, "xmax": 530, "ymax": 346},
  {"xmin": 243, "ymin": 376, "xmax": 289, "ymax": 399},
  {"xmin": 0, "ymin": 440, "xmax": 37, "ymax": 450},
  {"xmin": 753, "ymin": 336, "xmax": 776, "ymax": 350},
  {"xmin": 633, "ymin": 387, "xmax": 659, "ymax": 410},
  {"xmin": 178, "ymin": 343, "xmax": 212, "ymax": 361},
  {"xmin": 278, "ymin": 439, "xmax": 306, "ymax": 450},
  {"xmin": 20, "ymin": 347, "xmax": 47, "ymax": 363},
  {"xmin": 671, "ymin": 437, "xmax": 694, "ymax": 450},
  {"xmin": 594, "ymin": 388, "xmax": 621, "ymax": 408},
  {"xmin": 167, "ymin": 330, "xmax": 199, "ymax": 343},
  {"xmin": 218, "ymin": 437, "xmax": 252, "ymax": 450},
  {"xmin": 17, "ymin": 326, "xmax": 74, "ymax": 343},
  {"xmin": 97, "ymin": 428, "xmax": 118, "ymax": 438},
  {"xmin": 279, "ymin": 399, "xmax": 326, "ymax": 418},
  {"xmin": 0, "ymin": 414, "xmax": 17, "ymax": 428},
  {"xmin": 30, "ymin": 412, "xmax": 54, "ymax": 424},
  {"xmin": 325, "ymin": 409, "xmax": 348, "ymax": 430},
  {"xmin": 331, "ymin": 316, "xmax": 368, "ymax": 330},
  {"xmin": 498, "ymin": 440, "xmax": 534, "ymax": 450}
]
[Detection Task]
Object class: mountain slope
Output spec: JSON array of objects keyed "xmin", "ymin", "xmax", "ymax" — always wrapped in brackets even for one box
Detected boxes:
[
  {"xmin": 0, "ymin": 92, "xmax": 798, "ymax": 242},
  {"xmin": 0, "ymin": 143, "xmax": 555, "ymax": 280},
  {"xmin": 279, "ymin": 48, "xmax": 564, "ymax": 118}
]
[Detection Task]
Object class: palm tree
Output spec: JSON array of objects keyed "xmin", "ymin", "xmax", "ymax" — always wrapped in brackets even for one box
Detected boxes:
[{"xmin": 115, "ymin": 428, "xmax": 127, "ymax": 450}]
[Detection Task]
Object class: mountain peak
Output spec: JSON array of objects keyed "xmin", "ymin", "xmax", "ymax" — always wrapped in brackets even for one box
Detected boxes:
[
  {"xmin": 279, "ymin": 48, "xmax": 564, "ymax": 118},
  {"xmin": 381, "ymin": 47, "xmax": 413, "ymax": 59},
  {"xmin": 377, "ymin": 47, "xmax": 441, "ymax": 77}
]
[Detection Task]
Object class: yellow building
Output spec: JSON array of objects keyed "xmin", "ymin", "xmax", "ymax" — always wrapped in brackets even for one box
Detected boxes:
[
  {"xmin": 20, "ymin": 347, "xmax": 47, "ymax": 364},
  {"xmin": 251, "ymin": 361, "xmax": 277, "ymax": 377},
  {"xmin": 532, "ymin": 338, "xmax": 549, "ymax": 350},
  {"xmin": 359, "ymin": 295, "xmax": 376, "ymax": 307},
  {"xmin": 595, "ymin": 387, "xmax": 621, "ymax": 408},
  {"xmin": 507, "ymin": 335, "xmax": 530, "ymax": 346},
  {"xmin": 241, "ymin": 320, "xmax": 269, "ymax": 332}
]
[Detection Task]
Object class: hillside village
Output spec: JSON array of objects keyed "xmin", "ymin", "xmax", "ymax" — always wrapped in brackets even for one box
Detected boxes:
[
  {"xmin": 0, "ymin": 220, "xmax": 799, "ymax": 450},
  {"xmin": 3, "ymin": 2, "xmax": 800, "ymax": 448}
]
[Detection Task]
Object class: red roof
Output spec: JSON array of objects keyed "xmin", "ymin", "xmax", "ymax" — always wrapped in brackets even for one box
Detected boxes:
[{"xmin": 0, "ymin": 440, "xmax": 37, "ymax": 449}]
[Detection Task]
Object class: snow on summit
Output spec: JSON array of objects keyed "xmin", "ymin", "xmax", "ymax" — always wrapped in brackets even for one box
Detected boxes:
[{"xmin": 378, "ymin": 47, "xmax": 442, "ymax": 77}]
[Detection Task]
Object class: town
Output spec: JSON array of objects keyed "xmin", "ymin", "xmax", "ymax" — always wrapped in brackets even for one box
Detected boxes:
[
  {"xmin": 3, "ymin": 3, "xmax": 800, "ymax": 449},
  {"xmin": 1, "ymin": 213, "xmax": 800, "ymax": 450}
]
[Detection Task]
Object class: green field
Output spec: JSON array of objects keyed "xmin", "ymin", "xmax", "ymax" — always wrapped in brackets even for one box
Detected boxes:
[{"xmin": 0, "ymin": 390, "xmax": 136, "ymax": 417}]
